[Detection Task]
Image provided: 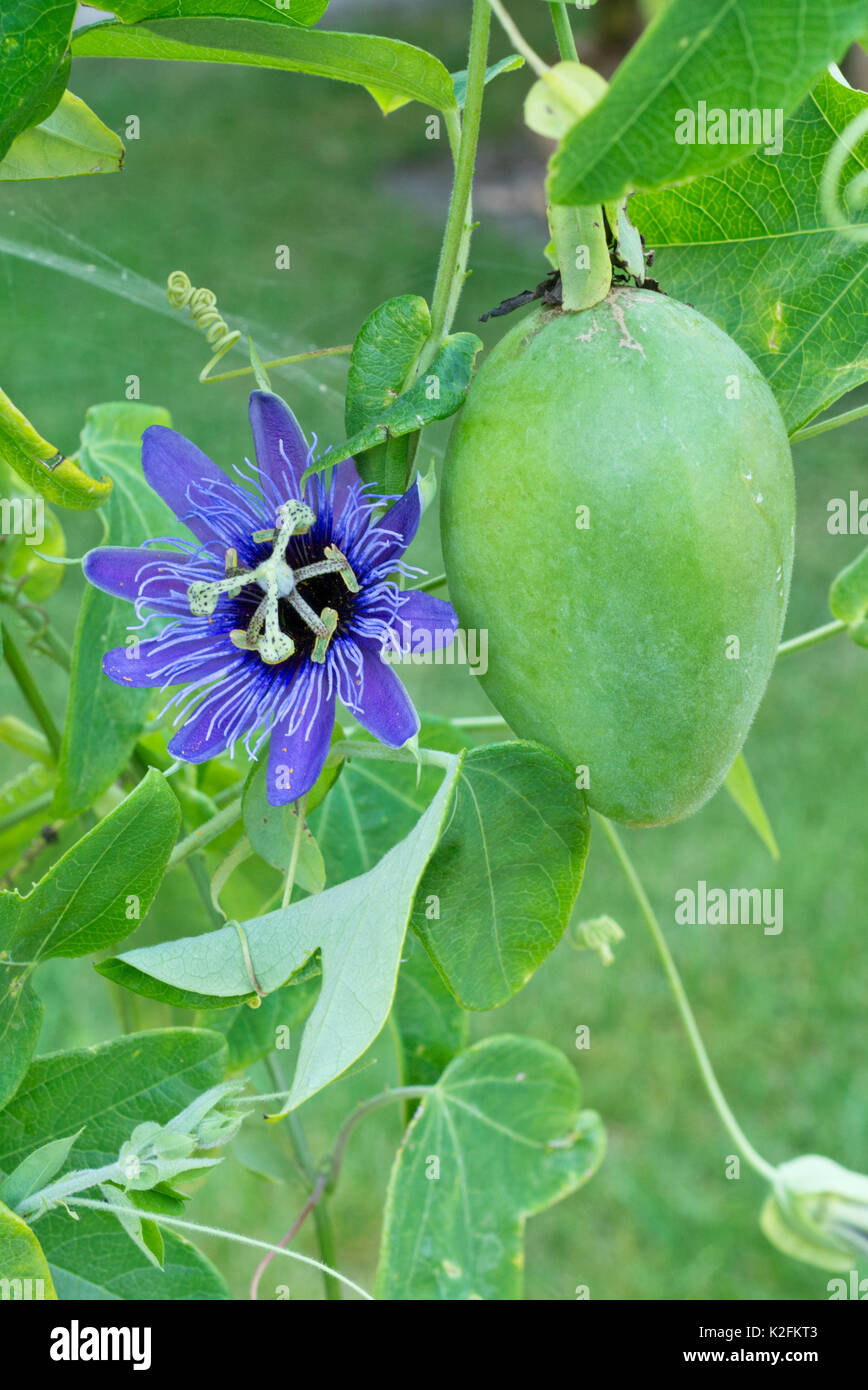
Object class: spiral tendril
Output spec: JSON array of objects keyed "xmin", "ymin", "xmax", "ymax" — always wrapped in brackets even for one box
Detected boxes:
[
  {"xmin": 167, "ymin": 270, "xmax": 242, "ymax": 381},
  {"xmin": 820, "ymin": 106, "xmax": 868, "ymax": 245}
]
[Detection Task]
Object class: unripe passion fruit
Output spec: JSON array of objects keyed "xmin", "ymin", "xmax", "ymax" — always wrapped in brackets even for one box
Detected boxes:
[{"xmin": 441, "ymin": 288, "xmax": 795, "ymax": 826}]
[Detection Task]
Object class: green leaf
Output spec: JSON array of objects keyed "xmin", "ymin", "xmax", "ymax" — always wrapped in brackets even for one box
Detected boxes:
[
  {"xmin": 548, "ymin": 0, "xmax": 868, "ymax": 205},
  {"xmin": 72, "ymin": 18, "xmax": 458, "ymax": 115},
  {"xmin": 0, "ymin": 90, "xmax": 124, "ymax": 181},
  {"xmin": 0, "ymin": 1030, "xmax": 228, "ymax": 1298},
  {"xmin": 0, "ymin": 1, "xmax": 77, "ymax": 161},
  {"xmin": 723, "ymin": 752, "xmax": 779, "ymax": 859},
  {"xmin": 0, "ymin": 895, "xmax": 42, "ymax": 1114},
  {"xmin": 14, "ymin": 769, "xmax": 180, "ymax": 960},
  {"xmin": 0, "ymin": 772, "xmax": 180, "ymax": 1107},
  {"xmin": 829, "ymin": 542, "xmax": 868, "ymax": 647},
  {"xmin": 310, "ymin": 718, "xmax": 471, "ymax": 885},
  {"xmin": 453, "ymin": 54, "xmax": 523, "ymax": 110},
  {"xmin": 633, "ymin": 74, "xmax": 868, "ymax": 433},
  {"xmin": 242, "ymin": 756, "xmax": 325, "ymax": 895},
  {"xmin": 0, "ymin": 1130, "xmax": 82, "ymax": 1211},
  {"xmin": 412, "ymin": 742, "xmax": 590, "ymax": 1011},
  {"xmin": 314, "ymin": 331, "xmax": 483, "ymax": 476},
  {"xmin": 54, "ymin": 402, "xmax": 176, "ymax": 816},
  {"xmin": 104, "ymin": 1, "xmax": 328, "ymax": 24},
  {"xmin": 0, "ymin": 1029, "xmax": 227, "ymax": 1176},
  {"xmin": 0, "ymin": 386, "xmax": 112, "ymax": 509},
  {"xmin": 100, "ymin": 753, "xmax": 464, "ymax": 1114},
  {"xmin": 393, "ymin": 936, "xmax": 467, "ymax": 1088},
  {"xmin": 376, "ymin": 1035, "xmax": 605, "ymax": 1300},
  {"xmin": 0, "ymin": 1200, "xmax": 57, "ymax": 1298},
  {"xmin": 344, "ymin": 295, "xmax": 431, "ymax": 491}
]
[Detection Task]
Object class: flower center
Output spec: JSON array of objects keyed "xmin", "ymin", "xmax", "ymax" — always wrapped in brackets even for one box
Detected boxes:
[{"xmin": 186, "ymin": 500, "xmax": 359, "ymax": 665}]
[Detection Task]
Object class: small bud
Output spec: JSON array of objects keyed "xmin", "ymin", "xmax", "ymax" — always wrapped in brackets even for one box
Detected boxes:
[{"xmin": 569, "ymin": 914, "xmax": 625, "ymax": 966}]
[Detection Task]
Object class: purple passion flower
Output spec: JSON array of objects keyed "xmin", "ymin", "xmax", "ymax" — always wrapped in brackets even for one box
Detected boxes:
[{"xmin": 83, "ymin": 391, "xmax": 458, "ymax": 804}]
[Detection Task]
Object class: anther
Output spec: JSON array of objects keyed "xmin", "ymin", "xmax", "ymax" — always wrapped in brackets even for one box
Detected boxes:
[
  {"xmin": 311, "ymin": 608, "xmax": 338, "ymax": 664},
  {"xmin": 324, "ymin": 545, "xmax": 360, "ymax": 592}
]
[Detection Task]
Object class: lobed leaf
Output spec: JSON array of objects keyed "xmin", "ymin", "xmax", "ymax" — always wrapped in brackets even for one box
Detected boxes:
[
  {"xmin": 376, "ymin": 1035, "xmax": 605, "ymax": 1300},
  {"xmin": 100, "ymin": 752, "xmax": 464, "ymax": 1114}
]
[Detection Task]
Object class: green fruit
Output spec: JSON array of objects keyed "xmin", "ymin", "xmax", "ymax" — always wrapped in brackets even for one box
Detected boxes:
[{"xmin": 441, "ymin": 288, "xmax": 795, "ymax": 826}]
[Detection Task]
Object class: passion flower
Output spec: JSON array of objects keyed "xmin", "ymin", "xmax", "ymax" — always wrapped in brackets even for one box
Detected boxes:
[
  {"xmin": 84, "ymin": 390, "xmax": 457, "ymax": 803},
  {"xmin": 442, "ymin": 288, "xmax": 795, "ymax": 827}
]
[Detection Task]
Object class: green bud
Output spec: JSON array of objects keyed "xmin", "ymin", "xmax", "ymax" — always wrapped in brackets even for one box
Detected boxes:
[
  {"xmin": 196, "ymin": 1112, "xmax": 244, "ymax": 1150},
  {"xmin": 761, "ymin": 1155, "xmax": 868, "ymax": 1271}
]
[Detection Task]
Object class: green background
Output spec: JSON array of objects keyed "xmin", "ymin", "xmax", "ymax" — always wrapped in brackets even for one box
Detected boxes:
[{"xmin": 1, "ymin": 1, "xmax": 866, "ymax": 1299}]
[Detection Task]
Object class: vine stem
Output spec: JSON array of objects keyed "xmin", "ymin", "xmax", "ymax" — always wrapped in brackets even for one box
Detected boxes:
[
  {"xmin": 265, "ymin": 1056, "xmax": 341, "ymax": 1301},
  {"xmin": 249, "ymin": 1085, "xmax": 430, "ymax": 1300},
  {"xmin": 325, "ymin": 740, "xmax": 455, "ymax": 772},
  {"xmin": 789, "ymin": 401, "xmax": 868, "ymax": 442},
  {"xmin": 595, "ymin": 812, "xmax": 777, "ymax": 1183},
  {"xmin": 167, "ymin": 796, "xmax": 243, "ymax": 868},
  {"xmin": 67, "ymin": 1197, "xmax": 372, "ymax": 1301},
  {"xmin": 1, "ymin": 620, "xmax": 62, "ymax": 759},
  {"xmin": 421, "ymin": 0, "xmax": 491, "ymax": 371},
  {"xmin": 776, "ymin": 619, "xmax": 847, "ymax": 658},
  {"xmin": 203, "ymin": 344, "xmax": 352, "ymax": 386},
  {"xmin": 548, "ymin": 2, "xmax": 579, "ymax": 61}
]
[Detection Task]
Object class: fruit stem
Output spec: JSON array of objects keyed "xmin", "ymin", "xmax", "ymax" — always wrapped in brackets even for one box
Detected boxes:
[
  {"xmin": 595, "ymin": 811, "xmax": 778, "ymax": 1183},
  {"xmin": 790, "ymin": 401, "xmax": 868, "ymax": 442},
  {"xmin": 548, "ymin": 3, "xmax": 579, "ymax": 62},
  {"xmin": 776, "ymin": 619, "xmax": 847, "ymax": 658}
]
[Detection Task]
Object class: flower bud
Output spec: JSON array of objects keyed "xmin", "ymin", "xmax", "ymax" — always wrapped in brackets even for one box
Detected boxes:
[{"xmin": 761, "ymin": 1155, "xmax": 868, "ymax": 1271}]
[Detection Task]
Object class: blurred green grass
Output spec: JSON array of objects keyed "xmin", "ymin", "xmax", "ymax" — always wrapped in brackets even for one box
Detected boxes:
[{"xmin": 1, "ymin": 2, "xmax": 866, "ymax": 1301}]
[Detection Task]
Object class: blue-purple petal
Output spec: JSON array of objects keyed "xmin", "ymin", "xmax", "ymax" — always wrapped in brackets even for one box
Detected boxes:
[
  {"xmin": 267, "ymin": 688, "xmax": 336, "ymax": 804},
  {"xmin": 371, "ymin": 478, "xmax": 423, "ymax": 565},
  {"xmin": 103, "ymin": 634, "xmax": 232, "ymax": 688},
  {"xmin": 391, "ymin": 590, "xmax": 459, "ymax": 651},
  {"xmin": 351, "ymin": 646, "xmax": 420, "ymax": 747},
  {"xmin": 83, "ymin": 547, "xmax": 191, "ymax": 613},
  {"xmin": 249, "ymin": 391, "xmax": 309, "ymax": 502},
  {"xmin": 142, "ymin": 425, "xmax": 259, "ymax": 547}
]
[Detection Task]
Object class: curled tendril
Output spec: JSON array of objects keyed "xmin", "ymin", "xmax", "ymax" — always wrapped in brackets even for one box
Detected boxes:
[
  {"xmin": 167, "ymin": 270, "xmax": 242, "ymax": 381},
  {"xmin": 820, "ymin": 106, "xmax": 868, "ymax": 245}
]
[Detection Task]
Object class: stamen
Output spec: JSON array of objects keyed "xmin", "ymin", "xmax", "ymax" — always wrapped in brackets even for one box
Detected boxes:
[
  {"xmin": 325, "ymin": 545, "xmax": 360, "ymax": 592},
  {"xmin": 311, "ymin": 607, "xmax": 338, "ymax": 664}
]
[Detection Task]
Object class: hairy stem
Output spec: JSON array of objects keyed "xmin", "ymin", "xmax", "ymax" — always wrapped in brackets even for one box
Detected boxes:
[
  {"xmin": 422, "ymin": 0, "xmax": 491, "ymax": 371},
  {"xmin": 68, "ymin": 1197, "xmax": 372, "ymax": 1301},
  {"xmin": 281, "ymin": 793, "xmax": 307, "ymax": 910},
  {"xmin": 596, "ymin": 813, "xmax": 777, "ymax": 1182}
]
